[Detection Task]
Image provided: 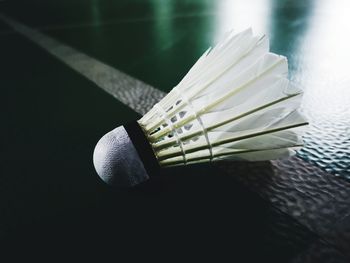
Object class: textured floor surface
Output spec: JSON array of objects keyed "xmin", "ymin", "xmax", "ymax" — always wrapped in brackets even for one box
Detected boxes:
[{"xmin": 1, "ymin": 0, "xmax": 350, "ymax": 261}]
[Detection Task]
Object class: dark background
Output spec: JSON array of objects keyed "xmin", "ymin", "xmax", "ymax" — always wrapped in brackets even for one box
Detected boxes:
[{"xmin": 1, "ymin": 0, "xmax": 350, "ymax": 261}]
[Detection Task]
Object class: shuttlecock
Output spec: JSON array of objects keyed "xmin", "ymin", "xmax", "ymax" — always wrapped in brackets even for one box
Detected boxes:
[{"xmin": 93, "ymin": 28, "xmax": 308, "ymax": 187}]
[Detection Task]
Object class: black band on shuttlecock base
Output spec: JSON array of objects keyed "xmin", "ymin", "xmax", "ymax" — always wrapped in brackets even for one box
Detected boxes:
[{"xmin": 124, "ymin": 120, "xmax": 160, "ymax": 177}]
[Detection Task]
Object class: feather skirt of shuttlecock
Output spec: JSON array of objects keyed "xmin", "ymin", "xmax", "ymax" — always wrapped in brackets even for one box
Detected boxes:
[{"xmin": 138, "ymin": 29, "xmax": 308, "ymax": 167}]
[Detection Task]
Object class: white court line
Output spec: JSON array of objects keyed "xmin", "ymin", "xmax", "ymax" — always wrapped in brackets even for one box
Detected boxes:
[{"xmin": 0, "ymin": 14, "xmax": 166, "ymax": 115}]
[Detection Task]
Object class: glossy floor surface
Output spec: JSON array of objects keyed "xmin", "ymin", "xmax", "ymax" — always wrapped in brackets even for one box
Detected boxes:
[{"xmin": 1, "ymin": 0, "xmax": 350, "ymax": 261}]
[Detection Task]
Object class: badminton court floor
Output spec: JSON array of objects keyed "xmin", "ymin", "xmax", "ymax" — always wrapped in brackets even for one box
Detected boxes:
[{"xmin": 1, "ymin": 1, "xmax": 350, "ymax": 261}]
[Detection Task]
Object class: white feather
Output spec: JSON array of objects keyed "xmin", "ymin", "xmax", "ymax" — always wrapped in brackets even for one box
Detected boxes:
[{"xmin": 138, "ymin": 29, "xmax": 308, "ymax": 167}]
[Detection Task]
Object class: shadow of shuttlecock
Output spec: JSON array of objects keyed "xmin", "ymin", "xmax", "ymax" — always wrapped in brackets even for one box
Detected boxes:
[
  {"xmin": 126, "ymin": 161, "xmax": 317, "ymax": 262},
  {"xmin": 133, "ymin": 160, "xmax": 275, "ymax": 195},
  {"xmin": 123, "ymin": 161, "xmax": 276, "ymax": 221}
]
